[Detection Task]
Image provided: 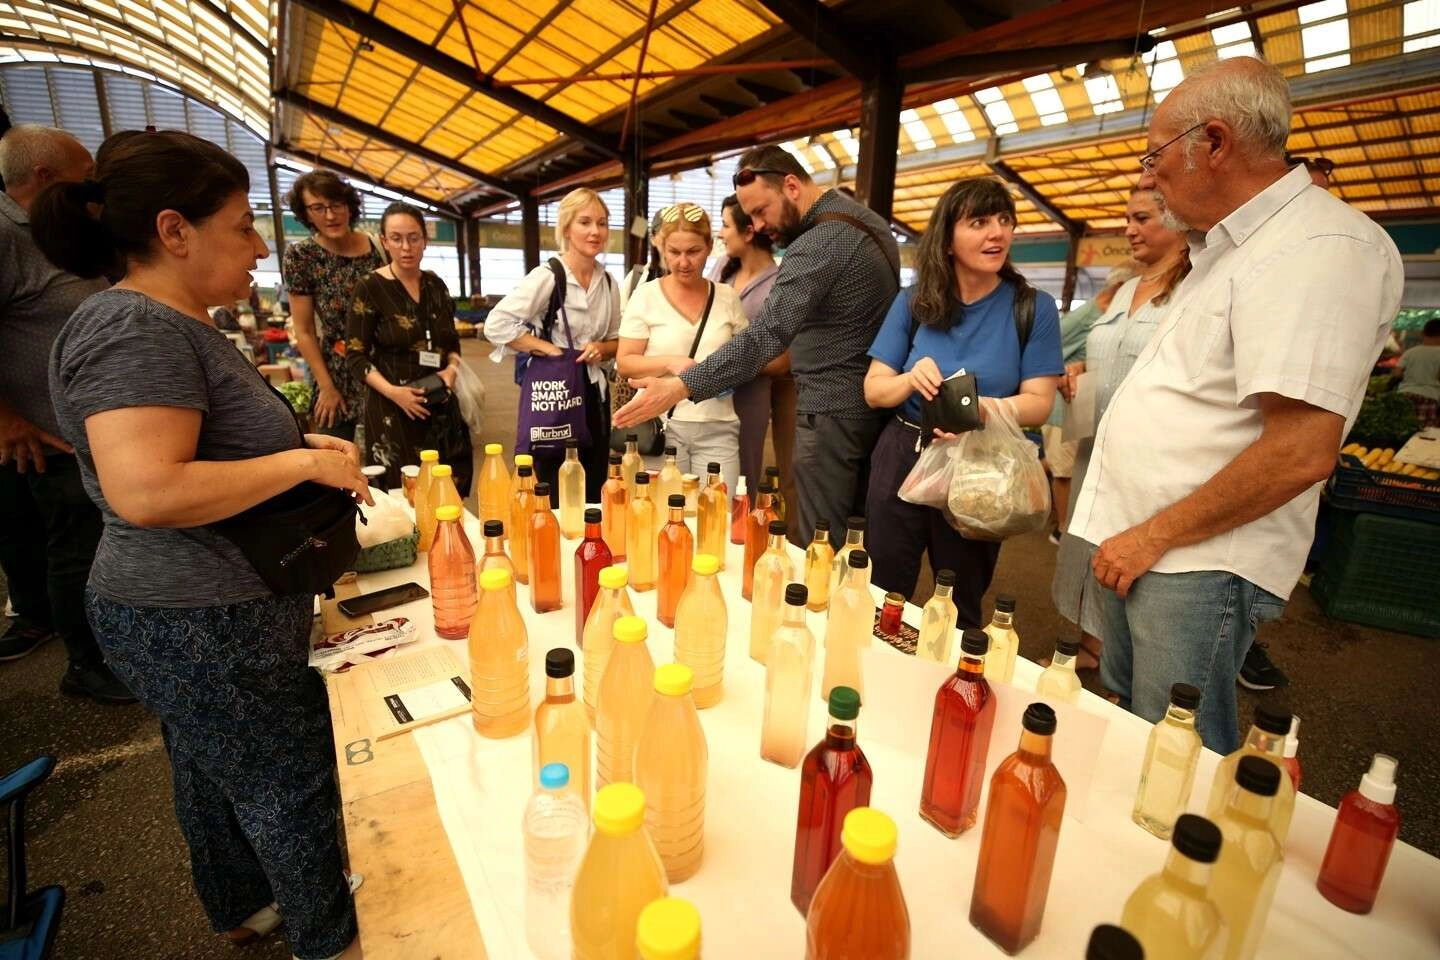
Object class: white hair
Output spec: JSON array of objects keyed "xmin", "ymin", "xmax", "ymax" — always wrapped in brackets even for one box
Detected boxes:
[
  {"xmin": 1170, "ymin": 57, "xmax": 1291, "ymax": 160},
  {"xmin": 0, "ymin": 124, "xmax": 81, "ymax": 188}
]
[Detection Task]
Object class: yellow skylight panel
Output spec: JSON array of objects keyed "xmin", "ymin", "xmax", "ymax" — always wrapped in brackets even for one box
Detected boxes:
[{"xmin": 1022, "ymin": 73, "xmax": 1068, "ymax": 126}]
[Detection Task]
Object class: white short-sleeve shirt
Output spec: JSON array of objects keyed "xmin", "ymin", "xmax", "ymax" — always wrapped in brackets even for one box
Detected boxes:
[
  {"xmin": 484, "ymin": 258, "xmax": 621, "ymax": 390},
  {"xmin": 1070, "ymin": 165, "xmax": 1404, "ymax": 599},
  {"xmin": 619, "ymin": 278, "xmax": 748, "ymax": 422}
]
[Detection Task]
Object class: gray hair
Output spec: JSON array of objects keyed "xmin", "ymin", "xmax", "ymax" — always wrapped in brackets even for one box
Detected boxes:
[
  {"xmin": 0, "ymin": 124, "xmax": 82, "ymax": 188},
  {"xmin": 1169, "ymin": 57, "xmax": 1291, "ymax": 160}
]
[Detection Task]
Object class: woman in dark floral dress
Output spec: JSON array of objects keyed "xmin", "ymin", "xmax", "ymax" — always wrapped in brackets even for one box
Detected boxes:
[{"xmin": 346, "ymin": 203, "xmax": 472, "ymax": 494}]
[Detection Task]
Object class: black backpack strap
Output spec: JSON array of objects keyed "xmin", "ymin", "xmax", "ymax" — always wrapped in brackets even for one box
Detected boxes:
[
  {"xmin": 1013, "ymin": 281, "xmax": 1036, "ymax": 352},
  {"xmin": 539, "ymin": 257, "xmax": 567, "ymax": 342},
  {"xmin": 812, "ymin": 211, "xmax": 900, "ymax": 281}
]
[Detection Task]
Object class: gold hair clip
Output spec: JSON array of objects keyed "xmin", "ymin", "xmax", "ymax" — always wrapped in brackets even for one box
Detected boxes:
[{"xmin": 659, "ymin": 203, "xmax": 704, "ymax": 223}]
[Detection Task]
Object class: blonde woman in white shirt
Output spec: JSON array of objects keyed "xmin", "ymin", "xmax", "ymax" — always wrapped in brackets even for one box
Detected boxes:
[
  {"xmin": 617, "ymin": 202, "xmax": 748, "ymax": 494},
  {"xmin": 485, "ymin": 187, "xmax": 620, "ymax": 502}
]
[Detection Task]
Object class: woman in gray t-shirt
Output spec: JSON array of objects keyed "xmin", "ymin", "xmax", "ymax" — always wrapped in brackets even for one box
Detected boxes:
[{"xmin": 37, "ymin": 131, "xmax": 370, "ymax": 960}]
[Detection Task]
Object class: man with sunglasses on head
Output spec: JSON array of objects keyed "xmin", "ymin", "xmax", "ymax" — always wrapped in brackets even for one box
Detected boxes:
[{"xmin": 615, "ymin": 144, "xmax": 899, "ymax": 545}]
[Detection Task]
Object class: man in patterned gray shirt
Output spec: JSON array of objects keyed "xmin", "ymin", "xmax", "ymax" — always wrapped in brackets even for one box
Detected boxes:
[{"xmin": 616, "ymin": 144, "xmax": 899, "ymax": 544}]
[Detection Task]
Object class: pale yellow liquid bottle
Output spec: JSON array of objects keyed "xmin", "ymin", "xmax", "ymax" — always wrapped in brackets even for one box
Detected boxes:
[
  {"xmin": 636, "ymin": 897, "xmax": 701, "ymax": 960},
  {"xmin": 982, "ymin": 595, "xmax": 1019, "ymax": 684},
  {"xmin": 749, "ymin": 520, "xmax": 795, "ymax": 664},
  {"xmin": 822, "ymin": 550, "xmax": 873, "ymax": 703},
  {"xmin": 916, "ymin": 569, "xmax": 958, "ymax": 664},
  {"xmin": 533, "ymin": 648, "xmax": 590, "ymax": 810},
  {"xmin": 1121, "ymin": 813, "xmax": 1228, "ymax": 960},
  {"xmin": 595, "ymin": 615, "xmax": 656, "ymax": 788},
  {"xmin": 674, "ymin": 554, "xmax": 727, "ymax": 708},
  {"xmin": 571, "ymin": 783, "xmax": 668, "ymax": 960},
  {"xmin": 478, "ymin": 443, "xmax": 509, "ymax": 531},
  {"xmin": 412, "ymin": 449, "xmax": 438, "ymax": 550},
  {"xmin": 1210, "ymin": 757, "xmax": 1284, "ymax": 960},
  {"xmin": 830, "ymin": 516, "xmax": 866, "ymax": 595},
  {"xmin": 581, "ymin": 566, "xmax": 635, "ymax": 722},
  {"xmin": 620, "ymin": 435, "xmax": 643, "ymax": 501},
  {"xmin": 559, "ymin": 441, "xmax": 586, "ymax": 540},
  {"xmin": 761, "ymin": 584, "xmax": 816, "ymax": 768},
  {"xmin": 627, "ymin": 474, "xmax": 657, "ymax": 592},
  {"xmin": 1133, "ymin": 683, "xmax": 1203, "ymax": 840},
  {"xmin": 511, "ymin": 463, "xmax": 537, "ymax": 585},
  {"xmin": 470, "ymin": 568, "xmax": 530, "ymax": 738},
  {"xmin": 696, "ymin": 463, "xmax": 728, "ymax": 571},
  {"xmin": 657, "ymin": 446, "xmax": 683, "ymax": 513},
  {"xmin": 418, "ymin": 463, "xmax": 462, "ymax": 553},
  {"xmin": 634, "ymin": 664, "xmax": 709, "ymax": 882},
  {"xmin": 1034, "ymin": 637, "xmax": 1082, "ymax": 703},
  {"xmin": 804, "ymin": 519, "xmax": 835, "ymax": 612},
  {"xmin": 1205, "ymin": 705, "xmax": 1295, "ymax": 846}
]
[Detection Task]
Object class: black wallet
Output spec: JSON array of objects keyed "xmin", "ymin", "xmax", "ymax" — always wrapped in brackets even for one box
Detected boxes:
[
  {"xmin": 408, "ymin": 373, "xmax": 450, "ymax": 405},
  {"xmin": 921, "ymin": 371, "xmax": 982, "ymax": 437}
]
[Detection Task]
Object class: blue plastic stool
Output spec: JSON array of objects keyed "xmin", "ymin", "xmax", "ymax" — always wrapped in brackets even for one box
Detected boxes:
[{"xmin": 0, "ymin": 756, "xmax": 63, "ymax": 960}]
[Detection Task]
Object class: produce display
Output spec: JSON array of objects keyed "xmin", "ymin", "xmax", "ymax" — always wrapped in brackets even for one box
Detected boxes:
[{"xmin": 1339, "ymin": 444, "xmax": 1440, "ymax": 480}]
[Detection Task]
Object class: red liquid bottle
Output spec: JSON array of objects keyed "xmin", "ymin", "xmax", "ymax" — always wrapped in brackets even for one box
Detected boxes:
[
  {"xmin": 791, "ymin": 685, "xmax": 872, "ymax": 916},
  {"xmin": 742, "ymin": 481, "xmax": 776, "ymax": 601},
  {"xmin": 919, "ymin": 629, "xmax": 997, "ymax": 837},
  {"xmin": 730, "ymin": 475, "xmax": 750, "ymax": 545},
  {"xmin": 877, "ymin": 592, "xmax": 905, "ymax": 637},
  {"xmin": 1317, "ymin": 754, "xmax": 1401, "ymax": 914},
  {"xmin": 574, "ymin": 507, "xmax": 612, "ymax": 649}
]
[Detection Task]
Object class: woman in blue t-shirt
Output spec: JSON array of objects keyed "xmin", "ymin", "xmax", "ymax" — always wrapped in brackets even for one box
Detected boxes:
[{"xmin": 863, "ymin": 178, "xmax": 1063, "ymax": 628}]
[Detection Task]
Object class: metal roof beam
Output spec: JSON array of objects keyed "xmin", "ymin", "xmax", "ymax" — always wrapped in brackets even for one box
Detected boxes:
[
  {"xmin": 903, "ymin": 36, "xmax": 1154, "ymax": 85},
  {"xmin": 273, "ymin": 140, "xmax": 461, "ymax": 214},
  {"xmin": 753, "ymin": 0, "xmax": 881, "ymax": 79},
  {"xmin": 988, "ymin": 160, "xmax": 1083, "ymax": 235},
  {"xmin": 937, "ymin": 0, "xmax": 1006, "ymax": 31}
]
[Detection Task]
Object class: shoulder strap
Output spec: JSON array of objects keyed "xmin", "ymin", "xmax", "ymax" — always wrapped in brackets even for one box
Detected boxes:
[
  {"xmin": 540, "ymin": 257, "xmax": 567, "ymax": 341},
  {"xmin": 687, "ymin": 282, "xmax": 718, "ymax": 359},
  {"xmin": 1013, "ymin": 282, "xmax": 1036, "ymax": 352},
  {"xmin": 812, "ymin": 211, "xmax": 900, "ymax": 281}
]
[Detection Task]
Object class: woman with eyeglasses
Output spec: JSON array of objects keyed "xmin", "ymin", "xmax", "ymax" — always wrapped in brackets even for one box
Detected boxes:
[
  {"xmin": 345, "ymin": 202, "xmax": 471, "ymax": 494},
  {"xmin": 618, "ymin": 202, "xmax": 749, "ymax": 493},
  {"xmin": 282, "ymin": 170, "xmax": 386, "ymax": 442}
]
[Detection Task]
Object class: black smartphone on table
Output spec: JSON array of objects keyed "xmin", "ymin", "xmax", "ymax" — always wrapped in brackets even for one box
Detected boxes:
[{"xmin": 338, "ymin": 581, "xmax": 429, "ymax": 617}]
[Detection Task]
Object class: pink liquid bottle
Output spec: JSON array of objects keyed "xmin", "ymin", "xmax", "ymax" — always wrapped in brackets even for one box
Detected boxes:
[
  {"xmin": 574, "ymin": 507, "xmax": 613, "ymax": 648},
  {"xmin": 429, "ymin": 503, "xmax": 476, "ymax": 639},
  {"xmin": 730, "ymin": 476, "xmax": 750, "ymax": 546},
  {"xmin": 1317, "ymin": 754, "xmax": 1401, "ymax": 914}
]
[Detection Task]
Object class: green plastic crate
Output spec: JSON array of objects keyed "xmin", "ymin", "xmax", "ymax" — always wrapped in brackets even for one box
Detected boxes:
[{"xmin": 1311, "ymin": 510, "xmax": 1440, "ymax": 638}]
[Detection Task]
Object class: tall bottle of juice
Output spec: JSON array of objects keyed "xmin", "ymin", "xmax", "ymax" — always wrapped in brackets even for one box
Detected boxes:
[
  {"xmin": 477, "ymin": 519, "xmax": 515, "ymax": 591},
  {"xmin": 657, "ymin": 495, "xmax": 693, "ymax": 628},
  {"xmin": 470, "ymin": 569, "xmax": 530, "ymax": 738},
  {"xmin": 681, "ymin": 474, "xmax": 699, "ymax": 517},
  {"xmin": 634, "ymin": 664, "xmax": 708, "ymax": 883},
  {"xmin": 620, "ymin": 434, "xmax": 643, "ymax": 500},
  {"xmin": 696, "ymin": 462, "xmax": 727, "ymax": 570},
  {"xmin": 821, "ymin": 550, "xmax": 873, "ymax": 703},
  {"xmin": 529, "ymin": 482, "xmax": 562, "ymax": 614},
  {"xmin": 805, "ymin": 808, "xmax": 910, "ymax": 960},
  {"xmin": 595, "ymin": 615, "xmax": 656, "ymax": 788},
  {"xmin": 582, "ymin": 567, "xmax": 635, "ymax": 722},
  {"xmin": 982, "ymin": 594, "xmax": 1020, "ymax": 684},
  {"xmin": 1035, "ymin": 637, "xmax": 1083, "ymax": 703},
  {"xmin": 915, "ymin": 569, "xmax": 958, "ymax": 663},
  {"xmin": 741, "ymin": 482, "xmax": 777, "ymax": 600},
  {"xmin": 1282, "ymin": 716, "xmax": 1302, "ymax": 792},
  {"xmin": 413, "ymin": 448, "xmax": 439, "ymax": 549},
  {"xmin": 1204, "ymin": 704, "xmax": 1295, "ymax": 845},
  {"xmin": 657, "ymin": 446, "xmax": 683, "ymax": 510},
  {"xmin": 533, "ymin": 649, "xmax": 591, "ymax": 809},
  {"xmin": 574, "ymin": 508, "xmax": 612, "ymax": 647},
  {"xmin": 627, "ymin": 473, "xmax": 657, "ymax": 592},
  {"xmin": 601, "ymin": 452, "xmax": 627, "ymax": 561},
  {"xmin": 571, "ymin": 782, "xmax": 667, "ymax": 960},
  {"xmin": 429, "ymin": 504, "xmax": 477, "ymax": 640},
  {"xmin": 675, "ymin": 554, "xmax": 727, "ymax": 709},
  {"xmin": 919, "ymin": 629, "xmax": 996, "ymax": 837},
  {"xmin": 1120, "ymin": 813, "xmax": 1227, "ymax": 960},
  {"xmin": 1133, "ymin": 683, "xmax": 1203, "ymax": 840},
  {"xmin": 1088, "ymin": 925, "xmax": 1144, "ymax": 960},
  {"xmin": 729, "ymin": 475, "xmax": 749, "ymax": 545},
  {"xmin": 636, "ymin": 898, "xmax": 701, "ymax": 960},
  {"xmin": 761, "ymin": 584, "xmax": 816, "ymax": 768},
  {"xmin": 765, "ymin": 465, "xmax": 786, "ymax": 522},
  {"xmin": 830, "ymin": 516, "xmax": 866, "ymax": 593},
  {"xmin": 749, "ymin": 520, "xmax": 795, "ymax": 663},
  {"xmin": 478, "ymin": 442, "xmax": 509, "ymax": 530},
  {"xmin": 559, "ymin": 440, "xmax": 585, "ymax": 538},
  {"xmin": 803, "ymin": 519, "xmax": 834, "ymax": 612},
  {"xmin": 523, "ymin": 762, "xmax": 588, "ymax": 960},
  {"xmin": 511, "ymin": 463, "xmax": 537, "ymax": 584},
  {"xmin": 791, "ymin": 686, "xmax": 872, "ymax": 915},
  {"xmin": 1209, "ymin": 756, "xmax": 1283, "ymax": 960},
  {"xmin": 1317, "ymin": 754, "xmax": 1401, "ymax": 915},
  {"xmin": 418, "ymin": 463, "xmax": 462, "ymax": 552},
  {"xmin": 970, "ymin": 703, "xmax": 1067, "ymax": 954}
]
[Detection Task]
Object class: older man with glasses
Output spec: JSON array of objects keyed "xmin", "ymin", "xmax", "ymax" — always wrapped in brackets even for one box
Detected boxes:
[{"xmin": 1067, "ymin": 56, "xmax": 1403, "ymax": 752}]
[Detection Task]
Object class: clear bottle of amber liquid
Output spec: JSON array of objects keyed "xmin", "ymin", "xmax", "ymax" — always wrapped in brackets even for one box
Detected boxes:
[
  {"xmin": 510, "ymin": 453, "xmax": 533, "ymax": 540},
  {"xmin": 559, "ymin": 441, "xmax": 586, "ymax": 539},
  {"xmin": 749, "ymin": 520, "xmax": 795, "ymax": 664},
  {"xmin": 764, "ymin": 465, "xmax": 786, "ymax": 522},
  {"xmin": 1121, "ymin": 813, "xmax": 1227, "ymax": 960},
  {"xmin": 429, "ymin": 503, "xmax": 477, "ymax": 639},
  {"xmin": 742, "ymin": 482, "xmax": 777, "ymax": 601},
  {"xmin": 601, "ymin": 452, "xmax": 628, "ymax": 562},
  {"xmin": 511, "ymin": 463, "xmax": 537, "ymax": 585},
  {"xmin": 805, "ymin": 808, "xmax": 910, "ymax": 960},
  {"xmin": 970, "ymin": 703, "xmax": 1067, "ymax": 955},
  {"xmin": 470, "ymin": 568, "xmax": 530, "ymax": 738},
  {"xmin": 821, "ymin": 551, "xmax": 873, "ymax": 703},
  {"xmin": 1205, "ymin": 704, "xmax": 1296, "ymax": 847},
  {"xmin": 620, "ymin": 434, "xmax": 643, "ymax": 501},
  {"xmin": 419, "ymin": 463, "xmax": 462, "ymax": 553},
  {"xmin": 1133, "ymin": 683, "xmax": 1203, "ymax": 840},
  {"xmin": 657, "ymin": 495, "xmax": 693, "ymax": 629},
  {"xmin": 697, "ymin": 462, "xmax": 728, "ymax": 570},
  {"xmin": 920, "ymin": 630, "xmax": 997, "ymax": 837},
  {"xmin": 982, "ymin": 594, "xmax": 1020, "ymax": 684},
  {"xmin": 657, "ymin": 446, "xmax": 684, "ymax": 513},
  {"xmin": 575, "ymin": 508, "xmax": 612, "ymax": 648},
  {"xmin": 675, "ymin": 554, "xmax": 727, "ymax": 709},
  {"xmin": 571, "ymin": 783, "xmax": 668, "ymax": 960},
  {"xmin": 634, "ymin": 663, "xmax": 708, "ymax": 882},
  {"xmin": 477, "ymin": 519, "xmax": 515, "ymax": 591},
  {"xmin": 829, "ymin": 516, "xmax": 866, "ymax": 595},
  {"xmin": 1035, "ymin": 637, "xmax": 1083, "ymax": 703},
  {"xmin": 804, "ymin": 520, "xmax": 835, "ymax": 612},
  {"xmin": 729, "ymin": 475, "xmax": 749, "ymax": 546},
  {"xmin": 528, "ymin": 482, "xmax": 563, "ymax": 614},
  {"xmin": 1209, "ymin": 757, "xmax": 1284, "ymax": 960},
  {"xmin": 582, "ymin": 567, "xmax": 635, "ymax": 723},
  {"xmin": 534, "ymin": 649, "xmax": 591, "ymax": 810},
  {"xmin": 1317, "ymin": 754, "xmax": 1401, "ymax": 915},
  {"xmin": 627, "ymin": 473, "xmax": 657, "ymax": 592},
  {"xmin": 413, "ymin": 448, "xmax": 439, "ymax": 550},
  {"xmin": 916, "ymin": 569, "xmax": 958, "ymax": 664},
  {"xmin": 595, "ymin": 615, "xmax": 656, "ymax": 788},
  {"xmin": 761, "ymin": 584, "xmax": 816, "ymax": 769},
  {"xmin": 478, "ymin": 442, "xmax": 509, "ymax": 531},
  {"xmin": 791, "ymin": 686, "xmax": 871, "ymax": 915}
]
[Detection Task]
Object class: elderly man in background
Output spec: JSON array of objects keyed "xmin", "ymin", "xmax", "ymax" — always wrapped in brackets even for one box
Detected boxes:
[{"xmin": 1068, "ymin": 57, "xmax": 1403, "ymax": 752}]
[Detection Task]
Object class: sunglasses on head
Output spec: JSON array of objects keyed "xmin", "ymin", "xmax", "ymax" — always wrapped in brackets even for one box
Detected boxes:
[
  {"xmin": 1289, "ymin": 155, "xmax": 1335, "ymax": 176},
  {"xmin": 732, "ymin": 167, "xmax": 787, "ymax": 188},
  {"xmin": 659, "ymin": 203, "xmax": 704, "ymax": 223}
]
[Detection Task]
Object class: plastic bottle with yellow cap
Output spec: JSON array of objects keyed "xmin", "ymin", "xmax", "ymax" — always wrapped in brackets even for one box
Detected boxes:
[
  {"xmin": 571, "ymin": 782, "xmax": 667, "ymax": 960},
  {"xmin": 636, "ymin": 897, "xmax": 701, "ymax": 960},
  {"xmin": 418, "ymin": 463, "xmax": 462, "ymax": 552},
  {"xmin": 674, "ymin": 554, "xmax": 727, "ymax": 709},
  {"xmin": 634, "ymin": 664, "xmax": 708, "ymax": 882},
  {"xmin": 428, "ymin": 503, "xmax": 476, "ymax": 639},
  {"xmin": 582, "ymin": 566, "xmax": 635, "ymax": 723},
  {"xmin": 478, "ymin": 442, "xmax": 509, "ymax": 532},
  {"xmin": 469, "ymin": 568, "xmax": 530, "ymax": 738},
  {"xmin": 413, "ymin": 449, "xmax": 439, "ymax": 549},
  {"xmin": 595, "ymin": 616, "xmax": 656, "ymax": 788},
  {"xmin": 805, "ymin": 808, "xmax": 910, "ymax": 958}
]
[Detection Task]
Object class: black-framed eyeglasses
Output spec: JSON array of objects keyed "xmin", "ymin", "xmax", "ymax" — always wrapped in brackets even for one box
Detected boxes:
[
  {"xmin": 732, "ymin": 167, "xmax": 786, "ymax": 188},
  {"xmin": 1139, "ymin": 122, "xmax": 1206, "ymax": 173},
  {"xmin": 304, "ymin": 201, "xmax": 348, "ymax": 216}
]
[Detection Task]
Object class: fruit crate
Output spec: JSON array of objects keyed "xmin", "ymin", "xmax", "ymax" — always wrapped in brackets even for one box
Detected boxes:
[
  {"xmin": 1326, "ymin": 453, "xmax": 1440, "ymax": 522},
  {"xmin": 1311, "ymin": 509, "xmax": 1440, "ymax": 638}
]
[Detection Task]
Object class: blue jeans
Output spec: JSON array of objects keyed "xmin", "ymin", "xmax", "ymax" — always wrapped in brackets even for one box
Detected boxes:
[{"xmin": 1090, "ymin": 570, "xmax": 1285, "ymax": 754}]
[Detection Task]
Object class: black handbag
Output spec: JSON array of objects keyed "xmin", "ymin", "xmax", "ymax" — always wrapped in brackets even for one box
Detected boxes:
[
  {"xmin": 408, "ymin": 372, "xmax": 450, "ymax": 406},
  {"xmin": 922, "ymin": 372, "xmax": 982, "ymax": 437},
  {"xmin": 211, "ymin": 481, "xmax": 363, "ymax": 596},
  {"xmin": 610, "ymin": 281, "xmax": 716, "ymax": 456}
]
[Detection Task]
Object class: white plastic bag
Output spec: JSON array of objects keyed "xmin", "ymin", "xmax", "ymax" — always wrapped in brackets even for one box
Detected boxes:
[
  {"xmin": 358, "ymin": 492, "xmax": 416, "ymax": 548},
  {"xmin": 452, "ymin": 361, "xmax": 486, "ymax": 438},
  {"xmin": 898, "ymin": 436, "xmax": 960, "ymax": 510},
  {"xmin": 945, "ymin": 400, "xmax": 1051, "ymax": 540}
]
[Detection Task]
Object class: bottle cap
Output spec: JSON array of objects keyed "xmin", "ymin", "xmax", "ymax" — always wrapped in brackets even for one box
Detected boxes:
[
  {"xmin": 665, "ymin": 445, "xmax": 677, "ymax": 456},
  {"xmin": 1254, "ymin": 703, "xmax": 1291, "ymax": 736},
  {"xmin": 401, "ymin": 465, "xmax": 420, "ymax": 478},
  {"xmin": 534, "ymin": 482, "xmax": 552, "ymax": 497},
  {"xmin": 636, "ymin": 472, "xmax": 650, "ymax": 485},
  {"xmin": 484, "ymin": 442, "xmax": 502, "ymax": 455},
  {"xmin": 828, "ymin": 685, "xmax": 860, "ymax": 720},
  {"xmin": 1022, "ymin": 702, "xmax": 1057, "ymax": 736},
  {"xmin": 1359, "ymin": 754, "xmax": 1398, "ymax": 805},
  {"xmin": 692, "ymin": 554, "xmax": 720, "ymax": 576},
  {"xmin": 960, "ymin": 629, "xmax": 989, "ymax": 656},
  {"xmin": 758, "ymin": 481, "xmax": 774, "ymax": 493},
  {"xmin": 584, "ymin": 508, "xmax": 601, "ymax": 524},
  {"xmin": 846, "ymin": 515, "xmax": 866, "ymax": 531},
  {"xmin": 593, "ymin": 782, "xmax": 646, "ymax": 836},
  {"xmin": 707, "ymin": 461, "xmax": 721, "ymax": 474},
  {"xmin": 432, "ymin": 464, "xmax": 453, "ymax": 478},
  {"xmin": 609, "ymin": 451, "xmax": 622, "ymax": 464},
  {"xmin": 883, "ymin": 591, "xmax": 904, "ymax": 607},
  {"xmin": 1169, "ymin": 682, "xmax": 1201, "ymax": 710},
  {"xmin": 1235, "ymin": 755, "xmax": 1281, "ymax": 797},
  {"xmin": 515, "ymin": 454, "xmax": 533, "ymax": 467},
  {"xmin": 419, "ymin": 449, "xmax": 439, "ymax": 462},
  {"xmin": 785, "ymin": 583, "xmax": 809, "ymax": 607},
  {"xmin": 483, "ymin": 519, "xmax": 504, "ymax": 538},
  {"xmin": 654, "ymin": 663, "xmax": 694, "ymax": 697},
  {"xmin": 539, "ymin": 762, "xmax": 569, "ymax": 790},
  {"xmin": 565, "ymin": 439, "xmax": 578, "ymax": 449},
  {"xmin": 681, "ymin": 473, "xmax": 698, "ymax": 484},
  {"xmin": 840, "ymin": 807, "xmax": 897, "ymax": 865},
  {"xmin": 518, "ymin": 464, "xmax": 533, "ymax": 477},
  {"xmin": 669, "ymin": 494, "xmax": 686, "ymax": 508},
  {"xmin": 613, "ymin": 615, "xmax": 647, "ymax": 645},
  {"xmin": 814, "ymin": 518, "xmax": 830, "ymax": 531},
  {"xmin": 848, "ymin": 550, "xmax": 869, "ymax": 568},
  {"xmin": 995, "ymin": 594, "xmax": 1016, "ymax": 613},
  {"xmin": 479, "ymin": 568, "xmax": 512, "ymax": 592},
  {"xmin": 545, "ymin": 648, "xmax": 575, "ymax": 678},
  {"xmin": 636, "ymin": 897, "xmax": 701, "ymax": 960},
  {"xmin": 1086, "ymin": 924, "xmax": 1143, "ymax": 960},
  {"xmin": 737, "ymin": 476, "xmax": 748, "ymax": 495},
  {"xmin": 768, "ymin": 519, "xmax": 787, "ymax": 536},
  {"xmin": 1171, "ymin": 814, "xmax": 1222, "ymax": 864},
  {"xmin": 935, "ymin": 568, "xmax": 955, "ymax": 587},
  {"xmin": 434, "ymin": 504, "xmax": 461, "ymax": 522},
  {"xmin": 765, "ymin": 465, "xmax": 779, "ymax": 477},
  {"xmin": 1054, "ymin": 636, "xmax": 1080, "ymax": 657},
  {"xmin": 1283, "ymin": 715, "xmax": 1300, "ymax": 760}
]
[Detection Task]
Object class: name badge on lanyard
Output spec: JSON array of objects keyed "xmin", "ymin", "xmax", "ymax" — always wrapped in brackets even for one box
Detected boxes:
[{"xmin": 418, "ymin": 349, "xmax": 442, "ymax": 368}]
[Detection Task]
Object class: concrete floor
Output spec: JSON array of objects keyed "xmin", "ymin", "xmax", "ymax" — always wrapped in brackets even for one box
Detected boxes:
[{"xmin": 3, "ymin": 338, "xmax": 1437, "ymax": 959}]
